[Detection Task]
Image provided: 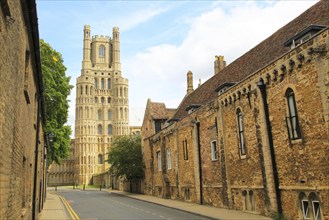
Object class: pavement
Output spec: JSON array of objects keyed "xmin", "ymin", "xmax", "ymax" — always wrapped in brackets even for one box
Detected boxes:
[{"xmin": 40, "ymin": 187, "xmax": 271, "ymax": 220}]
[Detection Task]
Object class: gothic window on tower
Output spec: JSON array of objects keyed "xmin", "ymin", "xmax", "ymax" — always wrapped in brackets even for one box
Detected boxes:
[
  {"xmin": 98, "ymin": 154, "xmax": 103, "ymax": 164},
  {"xmin": 108, "ymin": 79, "xmax": 111, "ymax": 89},
  {"xmin": 285, "ymin": 88, "xmax": 301, "ymax": 140},
  {"xmin": 98, "ymin": 124, "xmax": 102, "ymax": 135},
  {"xmin": 101, "ymin": 78, "xmax": 104, "ymax": 89},
  {"xmin": 98, "ymin": 109, "xmax": 102, "ymax": 120},
  {"xmin": 94, "ymin": 78, "xmax": 98, "ymax": 89},
  {"xmin": 108, "ymin": 124, "xmax": 112, "ymax": 135},
  {"xmin": 108, "ymin": 110, "xmax": 112, "ymax": 120},
  {"xmin": 99, "ymin": 45, "xmax": 105, "ymax": 57}
]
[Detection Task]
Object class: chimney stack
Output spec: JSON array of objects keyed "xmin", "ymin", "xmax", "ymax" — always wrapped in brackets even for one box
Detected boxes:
[
  {"xmin": 187, "ymin": 71, "xmax": 194, "ymax": 95},
  {"xmin": 214, "ymin": 55, "xmax": 226, "ymax": 75}
]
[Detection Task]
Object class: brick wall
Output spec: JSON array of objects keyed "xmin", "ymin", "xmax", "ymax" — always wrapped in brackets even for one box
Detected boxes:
[{"xmin": 0, "ymin": 1, "xmax": 47, "ymax": 219}]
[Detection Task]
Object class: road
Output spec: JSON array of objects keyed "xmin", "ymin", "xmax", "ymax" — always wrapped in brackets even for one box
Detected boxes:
[{"xmin": 57, "ymin": 189, "xmax": 211, "ymax": 220}]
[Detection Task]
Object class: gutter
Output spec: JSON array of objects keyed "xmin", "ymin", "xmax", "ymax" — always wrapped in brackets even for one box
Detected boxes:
[{"xmin": 257, "ymin": 78, "xmax": 282, "ymax": 214}]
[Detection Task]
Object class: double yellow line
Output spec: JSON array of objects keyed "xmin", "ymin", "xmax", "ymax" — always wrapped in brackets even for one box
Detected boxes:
[{"xmin": 59, "ymin": 195, "xmax": 80, "ymax": 220}]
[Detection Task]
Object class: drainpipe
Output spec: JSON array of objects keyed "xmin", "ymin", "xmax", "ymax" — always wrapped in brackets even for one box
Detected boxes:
[
  {"xmin": 195, "ymin": 121, "xmax": 203, "ymax": 205},
  {"xmin": 32, "ymin": 98, "xmax": 41, "ymax": 220},
  {"xmin": 257, "ymin": 78, "xmax": 282, "ymax": 214}
]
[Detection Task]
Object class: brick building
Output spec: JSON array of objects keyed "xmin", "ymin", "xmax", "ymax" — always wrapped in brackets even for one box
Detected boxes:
[
  {"xmin": 141, "ymin": 1, "xmax": 329, "ymax": 219},
  {"xmin": 0, "ymin": 0, "xmax": 48, "ymax": 219},
  {"xmin": 48, "ymin": 140, "xmax": 75, "ymax": 186}
]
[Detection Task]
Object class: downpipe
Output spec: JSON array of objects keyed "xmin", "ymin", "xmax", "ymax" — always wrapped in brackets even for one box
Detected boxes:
[{"xmin": 257, "ymin": 78, "xmax": 282, "ymax": 215}]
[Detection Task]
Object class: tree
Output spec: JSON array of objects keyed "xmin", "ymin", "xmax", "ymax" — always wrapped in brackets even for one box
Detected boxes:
[
  {"xmin": 108, "ymin": 135, "xmax": 144, "ymax": 182},
  {"xmin": 40, "ymin": 39, "xmax": 73, "ymax": 164}
]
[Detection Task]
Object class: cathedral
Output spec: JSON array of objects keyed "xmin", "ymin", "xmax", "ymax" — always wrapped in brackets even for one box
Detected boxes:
[{"xmin": 74, "ymin": 25, "xmax": 129, "ymax": 185}]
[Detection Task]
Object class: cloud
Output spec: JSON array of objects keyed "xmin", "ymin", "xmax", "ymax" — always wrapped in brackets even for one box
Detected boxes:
[{"xmin": 125, "ymin": 0, "xmax": 318, "ymax": 113}]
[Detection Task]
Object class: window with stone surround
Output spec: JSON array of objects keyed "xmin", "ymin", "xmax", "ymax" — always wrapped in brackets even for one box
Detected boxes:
[
  {"xmin": 108, "ymin": 79, "xmax": 111, "ymax": 89},
  {"xmin": 211, "ymin": 140, "xmax": 218, "ymax": 161},
  {"xmin": 101, "ymin": 78, "xmax": 105, "ymax": 89},
  {"xmin": 236, "ymin": 108, "xmax": 246, "ymax": 156},
  {"xmin": 285, "ymin": 88, "xmax": 301, "ymax": 140},
  {"xmin": 97, "ymin": 124, "xmax": 102, "ymax": 135},
  {"xmin": 99, "ymin": 45, "xmax": 105, "ymax": 57},
  {"xmin": 108, "ymin": 124, "xmax": 112, "ymax": 135},
  {"xmin": 98, "ymin": 154, "xmax": 103, "ymax": 164}
]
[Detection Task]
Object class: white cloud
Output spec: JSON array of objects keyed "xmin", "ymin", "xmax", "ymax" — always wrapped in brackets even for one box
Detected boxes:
[{"xmin": 125, "ymin": 0, "xmax": 318, "ymax": 114}]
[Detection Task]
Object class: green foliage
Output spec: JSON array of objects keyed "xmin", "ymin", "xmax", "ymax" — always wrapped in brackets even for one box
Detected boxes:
[
  {"xmin": 40, "ymin": 39, "xmax": 73, "ymax": 164},
  {"xmin": 108, "ymin": 135, "xmax": 144, "ymax": 181}
]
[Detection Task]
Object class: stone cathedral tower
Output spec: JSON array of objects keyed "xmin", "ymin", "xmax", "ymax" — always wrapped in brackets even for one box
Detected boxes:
[{"xmin": 75, "ymin": 25, "xmax": 129, "ymax": 185}]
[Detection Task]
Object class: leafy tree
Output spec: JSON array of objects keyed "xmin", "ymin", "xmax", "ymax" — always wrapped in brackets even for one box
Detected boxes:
[
  {"xmin": 108, "ymin": 135, "xmax": 144, "ymax": 181},
  {"xmin": 40, "ymin": 39, "xmax": 73, "ymax": 164}
]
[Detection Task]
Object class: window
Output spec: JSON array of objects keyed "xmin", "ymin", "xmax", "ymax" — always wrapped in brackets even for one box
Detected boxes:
[
  {"xmin": 95, "ymin": 97, "xmax": 98, "ymax": 103},
  {"xmin": 211, "ymin": 140, "xmax": 218, "ymax": 161},
  {"xmin": 237, "ymin": 108, "xmax": 246, "ymax": 155},
  {"xmin": 98, "ymin": 154, "xmax": 103, "ymax": 164},
  {"xmin": 99, "ymin": 45, "xmax": 105, "ymax": 57},
  {"xmin": 101, "ymin": 78, "xmax": 105, "ymax": 89},
  {"xmin": 98, "ymin": 124, "xmax": 102, "ymax": 135},
  {"xmin": 312, "ymin": 200, "xmax": 321, "ymax": 220},
  {"xmin": 108, "ymin": 97, "xmax": 111, "ymax": 104},
  {"xmin": 108, "ymin": 124, "xmax": 112, "ymax": 135},
  {"xmin": 98, "ymin": 110, "xmax": 102, "ymax": 120},
  {"xmin": 285, "ymin": 88, "xmax": 301, "ymax": 140},
  {"xmin": 94, "ymin": 78, "xmax": 98, "ymax": 89},
  {"xmin": 154, "ymin": 120, "xmax": 162, "ymax": 133},
  {"xmin": 108, "ymin": 79, "xmax": 111, "ymax": 89},
  {"xmin": 157, "ymin": 151, "xmax": 161, "ymax": 171},
  {"xmin": 183, "ymin": 139, "xmax": 188, "ymax": 160},
  {"xmin": 302, "ymin": 200, "xmax": 311, "ymax": 219},
  {"xmin": 101, "ymin": 97, "xmax": 105, "ymax": 104},
  {"xmin": 166, "ymin": 148, "xmax": 172, "ymax": 170},
  {"xmin": 108, "ymin": 110, "xmax": 112, "ymax": 120}
]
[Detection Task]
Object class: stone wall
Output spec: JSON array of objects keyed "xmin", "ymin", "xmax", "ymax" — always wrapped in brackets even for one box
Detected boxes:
[{"xmin": 142, "ymin": 27, "xmax": 329, "ymax": 219}]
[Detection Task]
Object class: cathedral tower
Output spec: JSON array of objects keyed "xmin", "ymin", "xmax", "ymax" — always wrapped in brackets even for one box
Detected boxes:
[{"xmin": 75, "ymin": 25, "xmax": 129, "ymax": 185}]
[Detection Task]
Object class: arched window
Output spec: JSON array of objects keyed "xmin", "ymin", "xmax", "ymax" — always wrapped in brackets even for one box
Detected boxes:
[
  {"xmin": 101, "ymin": 97, "xmax": 105, "ymax": 104},
  {"xmin": 237, "ymin": 108, "xmax": 246, "ymax": 155},
  {"xmin": 98, "ymin": 154, "xmax": 103, "ymax": 164},
  {"xmin": 108, "ymin": 124, "xmax": 112, "ymax": 135},
  {"xmin": 285, "ymin": 88, "xmax": 301, "ymax": 140},
  {"xmin": 98, "ymin": 124, "xmax": 102, "ymax": 135},
  {"xmin": 108, "ymin": 110, "xmax": 112, "ymax": 120},
  {"xmin": 94, "ymin": 78, "xmax": 98, "ymax": 89},
  {"xmin": 107, "ymin": 79, "xmax": 111, "ymax": 89},
  {"xmin": 101, "ymin": 78, "xmax": 105, "ymax": 89},
  {"xmin": 98, "ymin": 109, "xmax": 102, "ymax": 120},
  {"xmin": 99, "ymin": 45, "xmax": 105, "ymax": 57},
  {"xmin": 95, "ymin": 97, "xmax": 98, "ymax": 103}
]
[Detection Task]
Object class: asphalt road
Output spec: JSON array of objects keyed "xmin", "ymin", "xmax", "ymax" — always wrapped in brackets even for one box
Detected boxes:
[{"xmin": 57, "ymin": 189, "xmax": 211, "ymax": 220}]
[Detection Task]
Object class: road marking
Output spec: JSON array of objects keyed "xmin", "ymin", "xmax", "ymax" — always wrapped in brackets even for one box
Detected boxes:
[{"xmin": 59, "ymin": 195, "xmax": 80, "ymax": 220}]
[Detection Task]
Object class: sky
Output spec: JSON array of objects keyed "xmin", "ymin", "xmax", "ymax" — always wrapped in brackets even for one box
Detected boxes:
[{"xmin": 36, "ymin": 0, "xmax": 318, "ymax": 134}]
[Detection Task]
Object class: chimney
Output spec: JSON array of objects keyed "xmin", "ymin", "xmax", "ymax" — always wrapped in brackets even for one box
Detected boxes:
[
  {"xmin": 214, "ymin": 55, "xmax": 226, "ymax": 75},
  {"xmin": 187, "ymin": 71, "xmax": 194, "ymax": 95}
]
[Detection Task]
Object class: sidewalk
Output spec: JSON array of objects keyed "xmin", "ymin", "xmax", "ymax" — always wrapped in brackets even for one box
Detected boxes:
[
  {"xmin": 40, "ymin": 192, "xmax": 73, "ymax": 220},
  {"xmin": 110, "ymin": 190, "xmax": 272, "ymax": 220}
]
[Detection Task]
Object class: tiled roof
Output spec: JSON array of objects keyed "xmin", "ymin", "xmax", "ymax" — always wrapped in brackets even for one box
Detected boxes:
[
  {"xmin": 148, "ymin": 101, "xmax": 174, "ymax": 120},
  {"xmin": 173, "ymin": 0, "xmax": 329, "ymax": 119}
]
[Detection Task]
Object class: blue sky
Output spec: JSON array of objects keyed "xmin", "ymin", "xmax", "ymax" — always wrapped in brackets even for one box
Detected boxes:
[{"xmin": 37, "ymin": 0, "xmax": 318, "ymax": 132}]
